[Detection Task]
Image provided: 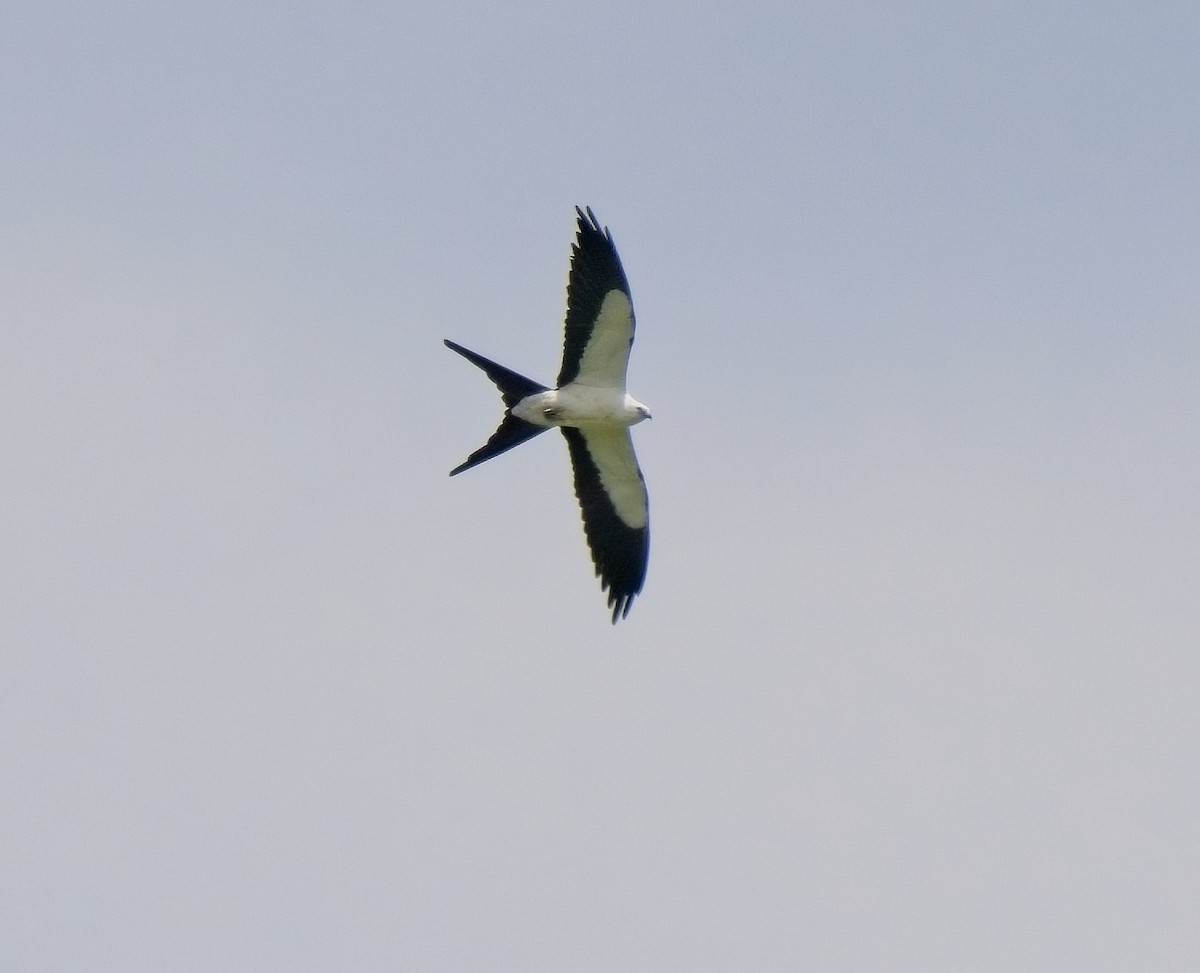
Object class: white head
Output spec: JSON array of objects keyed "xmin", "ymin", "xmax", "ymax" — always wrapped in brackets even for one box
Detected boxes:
[{"xmin": 625, "ymin": 396, "xmax": 652, "ymax": 424}]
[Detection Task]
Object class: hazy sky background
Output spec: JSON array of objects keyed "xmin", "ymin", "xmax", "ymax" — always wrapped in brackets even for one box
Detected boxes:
[{"xmin": 3, "ymin": 1, "xmax": 1198, "ymax": 969}]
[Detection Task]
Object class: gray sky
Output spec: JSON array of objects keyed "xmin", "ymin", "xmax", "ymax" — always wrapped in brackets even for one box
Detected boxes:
[{"xmin": 3, "ymin": 1, "xmax": 1198, "ymax": 970}]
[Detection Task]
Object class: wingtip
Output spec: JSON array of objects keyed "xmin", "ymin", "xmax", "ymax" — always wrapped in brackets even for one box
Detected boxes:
[
  {"xmin": 608, "ymin": 592, "xmax": 635, "ymax": 624},
  {"xmin": 575, "ymin": 205, "xmax": 603, "ymax": 234}
]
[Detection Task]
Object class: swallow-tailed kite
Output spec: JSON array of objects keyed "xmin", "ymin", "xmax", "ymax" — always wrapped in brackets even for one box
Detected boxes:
[{"xmin": 445, "ymin": 207, "xmax": 650, "ymax": 623}]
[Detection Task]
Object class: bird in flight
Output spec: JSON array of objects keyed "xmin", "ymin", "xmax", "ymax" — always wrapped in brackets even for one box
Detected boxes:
[{"xmin": 445, "ymin": 207, "xmax": 651, "ymax": 623}]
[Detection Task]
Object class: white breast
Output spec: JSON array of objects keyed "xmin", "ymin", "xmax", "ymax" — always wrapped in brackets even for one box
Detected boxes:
[{"xmin": 512, "ymin": 385, "xmax": 648, "ymax": 428}]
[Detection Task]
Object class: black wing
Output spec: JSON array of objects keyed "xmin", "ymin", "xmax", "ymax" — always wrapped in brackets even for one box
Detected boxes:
[
  {"xmin": 561, "ymin": 426, "xmax": 649, "ymax": 623},
  {"xmin": 557, "ymin": 207, "xmax": 635, "ymax": 389}
]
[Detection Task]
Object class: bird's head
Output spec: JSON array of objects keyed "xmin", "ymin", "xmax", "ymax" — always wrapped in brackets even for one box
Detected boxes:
[{"xmin": 625, "ymin": 396, "xmax": 652, "ymax": 424}]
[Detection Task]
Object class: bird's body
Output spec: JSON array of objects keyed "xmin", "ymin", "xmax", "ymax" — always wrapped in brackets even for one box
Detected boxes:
[
  {"xmin": 510, "ymin": 385, "xmax": 650, "ymax": 429},
  {"xmin": 444, "ymin": 207, "xmax": 650, "ymax": 623}
]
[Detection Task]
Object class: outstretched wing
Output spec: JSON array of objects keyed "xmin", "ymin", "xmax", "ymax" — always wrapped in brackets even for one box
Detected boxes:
[
  {"xmin": 560, "ymin": 426, "xmax": 649, "ymax": 623},
  {"xmin": 557, "ymin": 207, "xmax": 635, "ymax": 390}
]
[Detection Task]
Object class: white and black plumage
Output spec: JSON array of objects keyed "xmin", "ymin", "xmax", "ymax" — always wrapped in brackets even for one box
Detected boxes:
[{"xmin": 445, "ymin": 207, "xmax": 650, "ymax": 623}]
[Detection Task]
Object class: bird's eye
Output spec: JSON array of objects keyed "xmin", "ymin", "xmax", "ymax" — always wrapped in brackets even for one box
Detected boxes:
[{"xmin": 543, "ymin": 407, "xmax": 558, "ymax": 418}]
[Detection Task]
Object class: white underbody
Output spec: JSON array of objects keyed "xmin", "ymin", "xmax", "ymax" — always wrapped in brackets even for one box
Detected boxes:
[{"xmin": 512, "ymin": 383, "xmax": 651, "ymax": 428}]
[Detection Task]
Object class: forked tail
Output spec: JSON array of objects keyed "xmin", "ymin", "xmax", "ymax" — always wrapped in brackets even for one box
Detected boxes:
[{"xmin": 444, "ymin": 339, "xmax": 551, "ymax": 475}]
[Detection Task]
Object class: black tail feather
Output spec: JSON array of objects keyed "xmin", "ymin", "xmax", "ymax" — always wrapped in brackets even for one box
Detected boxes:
[
  {"xmin": 444, "ymin": 339, "xmax": 548, "ymax": 408},
  {"xmin": 449, "ymin": 413, "xmax": 549, "ymax": 476}
]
